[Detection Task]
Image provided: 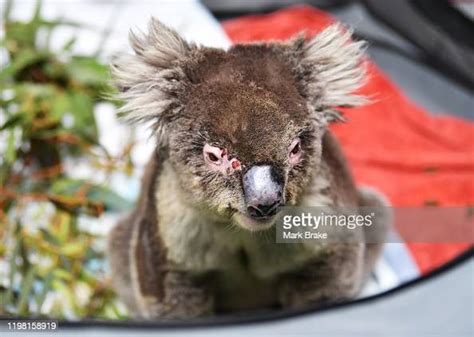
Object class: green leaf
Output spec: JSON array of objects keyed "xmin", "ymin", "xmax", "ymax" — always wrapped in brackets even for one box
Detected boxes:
[
  {"xmin": 67, "ymin": 90, "xmax": 96, "ymax": 135},
  {"xmin": 17, "ymin": 267, "xmax": 36, "ymax": 315},
  {"xmin": 35, "ymin": 272, "xmax": 53, "ymax": 313},
  {"xmin": 5, "ymin": 239, "xmax": 21, "ymax": 307},
  {"xmin": 31, "ymin": 0, "xmax": 42, "ymax": 23},
  {"xmin": 50, "ymin": 178, "xmax": 132, "ymax": 212},
  {"xmin": 0, "ymin": 49, "xmax": 46, "ymax": 79},
  {"xmin": 39, "ymin": 228, "xmax": 60, "ymax": 246},
  {"xmin": 66, "ymin": 57, "xmax": 109, "ymax": 87},
  {"xmin": 60, "ymin": 242, "xmax": 86, "ymax": 257},
  {"xmin": 50, "ymin": 92, "xmax": 70, "ymax": 121},
  {"xmin": 5, "ymin": 22, "xmax": 36, "ymax": 49},
  {"xmin": 0, "ymin": 114, "xmax": 23, "ymax": 131},
  {"xmin": 3, "ymin": 0, "xmax": 13, "ymax": 22},
  {"xmin": 61, "ymin": 36, "xmax": 76, "ymax": 52},
  {"xmin": 53, "ymin": 269, "xmax": 73, "ymax": 281},
  {"xmin": 52, "ymin": 280, "xmax": 76, "ymax": 312},
  {"xmin": 86, "ymin": 185, "xmax": 133, "ymax": 212},
  {"xmin": 5, "ymin": 129, "xmax": 17, "ymax": 164},
  {"xmin": 41, "ymin": 61, "xmax": 65, "ymax": 81},
  {"xmin": 15, "ymin": 82, "xmax": 56, "ymax": 99},
  {"xmin": 57, "ymin": 214, "xmax": 71, "ymax": 243}
]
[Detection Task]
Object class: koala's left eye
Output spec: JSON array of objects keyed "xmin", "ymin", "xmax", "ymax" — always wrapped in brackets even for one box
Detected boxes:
[{"xmin": 289, "ymin": 138, "xmax": 302, "ymax": 164}]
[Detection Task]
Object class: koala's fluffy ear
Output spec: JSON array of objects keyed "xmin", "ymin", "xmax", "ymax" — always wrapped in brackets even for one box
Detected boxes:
[
  {"xmin": 111, "ymin": 18, "xmax": 195, "ymax": 141},
  {"xmin": 289, "ymin": 24, "xmax": 368, "ymax": 123}
]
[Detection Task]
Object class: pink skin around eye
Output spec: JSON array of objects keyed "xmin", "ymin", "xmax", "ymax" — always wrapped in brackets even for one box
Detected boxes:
[
  {"xmin": 203, "ymin": 143, "xmax": 241, "ymax": 175},
  {"xmin": 289, "ymin": 138, "xmax": 302, "ymax": 165}
]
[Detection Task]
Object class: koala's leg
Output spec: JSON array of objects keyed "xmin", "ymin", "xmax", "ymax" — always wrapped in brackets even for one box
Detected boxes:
[
  {"xmin": 109, "ymin": 214, "xmax": 214, "ymax": 319},
  {"xmin": 129, "ymin": 217, "xmax": 214, "ymax": 320},
  {"xmin": 278, "ymin": 244, "xmax": 366, "ymax": 308},
  {"xmin": 357, "ymin": 187, "xmax": 392, "ymax": 281},
  {"xmin": 107, "ymin": 213, "xmax": 139, "ymax": 314},
  {"xmin": 139, "ymin": 270, "xmax": 215, "ymax": 320},
  {"xmin": 109, "ymin": 153, "xmax": 214, "ymax": 319}
]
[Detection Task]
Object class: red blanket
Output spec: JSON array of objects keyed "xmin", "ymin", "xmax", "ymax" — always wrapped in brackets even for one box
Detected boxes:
[{"xmin": 223, "ymin": 6, "xmax": 473, "ymax": 273}]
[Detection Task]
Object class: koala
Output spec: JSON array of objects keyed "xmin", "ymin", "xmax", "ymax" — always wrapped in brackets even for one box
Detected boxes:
[{"xmin": 107, "ymin": 19, "xmax": 391, "ymax": 320}]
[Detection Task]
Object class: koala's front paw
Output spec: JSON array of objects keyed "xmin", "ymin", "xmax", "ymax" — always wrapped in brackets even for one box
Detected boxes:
[
  {"xmin": 278, "ymin": 279, "xmax": 355, "ymax": 309},
  {"xmin": 138, "ymin": 271, "xmax": 214, "ymax": 320},
  {"xmin": 278, "ymin": 245, "xmax": 365, "ymax": 309}
]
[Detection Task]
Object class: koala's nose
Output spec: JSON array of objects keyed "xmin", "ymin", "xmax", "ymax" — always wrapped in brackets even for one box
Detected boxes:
[
  {"xmin": 247, "ymin": 201, "xmax": 281, "ymax": 218},
  {"xmin": 243, "ymin": 165, "xmax": 284, "ymax": 219}
]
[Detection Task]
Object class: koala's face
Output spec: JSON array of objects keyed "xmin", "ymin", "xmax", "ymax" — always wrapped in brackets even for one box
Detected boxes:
[
  {"xmin": 168, "ymin": 46, "xmax": 323, "ymax": 231},
  {"xmin": 112, "ymin": 19, "xmax": 366, "ymax": 231}
]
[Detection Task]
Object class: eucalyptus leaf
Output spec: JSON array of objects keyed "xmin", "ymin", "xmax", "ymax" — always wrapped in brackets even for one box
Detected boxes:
[
  {"xmin": 67, "ymin": 57, "xmax": 109, "ymax": 87},
  {"xmin": 5, "ymin": 129, "xmax": 17, "ymax": 164},
  {"xmin": 0, "ymin": 114, "xmax": 23, "ymax": 131},
  {"xmin": 3, "ymin": 0, "xmax": 13, "ymax": 21},
  {"xmin": 60, "ymin": 242, "xmax": 86, "ymax": 257},
  {"xmin": 61, "ymin": 36, "xmax": 77, "ymax": 52},
  {"xmin": 50, "ymin": 178, "xmax": 132, "ymax": 212},
  {"xmin": 67, "ymin": 90, "xmax": 98, "ymax": 141},
  {"xmin": 35, "ymin": 272, "xmax": 54, "ymax": 312},
  {"xmin": 17, "ymin": 267, "xmax": 36, "ymax": 315},
  {"xmin": 50, "ymin": 92, "xmax": 71, "ymax": 121},
  {"xmin": 5, "ymin": 239, "xmax": 21, "ymax": 307},
  {"xmin": 86, "ymin": 185, "xmax": 133, "ymax": 212},
  {"xmin": 53, "ymin": 269, "xmax": 73, "ymax": 281},
  {"xmin": 0, "ymin": 48, "xmax": 46, "ymax": 79}
]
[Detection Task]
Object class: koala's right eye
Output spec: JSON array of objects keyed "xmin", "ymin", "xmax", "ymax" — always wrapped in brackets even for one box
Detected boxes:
[
  {"xmin": 203, "ymin": 144, "xmax": 225, "ymax": 166},
  {"xmin": 203, "ymin": 144, "xmax": 241, "ymax": 174},
  {"xmin": 207, "ymin": 153, "xmax": 219, "ymax": 162}
]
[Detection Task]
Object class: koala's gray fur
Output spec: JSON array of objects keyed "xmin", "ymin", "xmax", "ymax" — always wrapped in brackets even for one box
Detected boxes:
[{"xmin": 107, "ymin": 18, "xmax": 391, "ymax": 319}]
